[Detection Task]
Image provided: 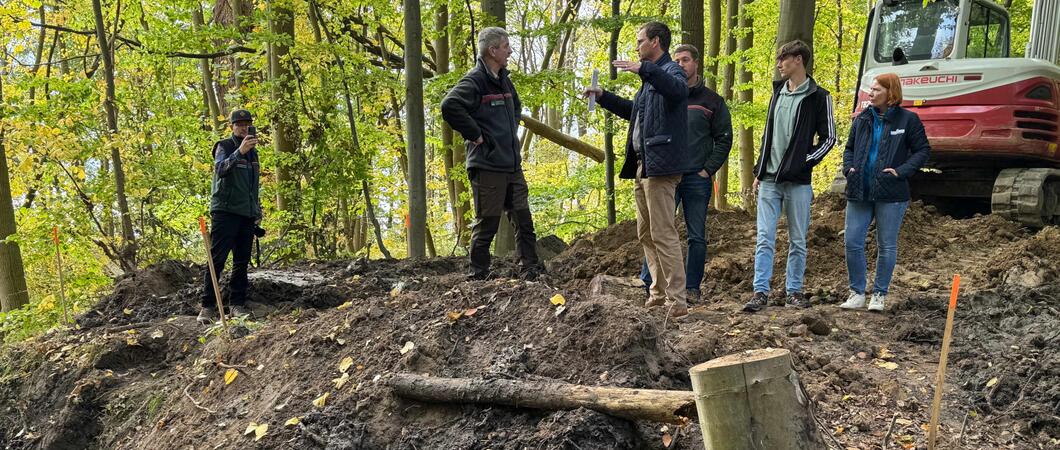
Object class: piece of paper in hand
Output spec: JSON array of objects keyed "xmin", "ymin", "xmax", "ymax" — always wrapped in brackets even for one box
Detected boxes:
[{"xmin": 588, "ymin": 69, "xmax": 599, "ymax": 112}]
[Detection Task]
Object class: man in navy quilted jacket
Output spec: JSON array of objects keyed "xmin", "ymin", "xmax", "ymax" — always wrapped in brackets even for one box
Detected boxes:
[{"xmin": 584, "ymin": 21, "xmax": 690, "ymax": 317}]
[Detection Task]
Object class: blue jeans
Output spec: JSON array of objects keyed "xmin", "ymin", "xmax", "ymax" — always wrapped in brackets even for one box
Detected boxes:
[
  {"xmin": 844, "ymin": 200, "xmax": 909, "ymax": 295},
  {"xmin": 753, "ymin": 181, "xmax": 813, "ymax": 294},
  {"xmin": 640, "ymin": 172, "xmax": 712, "ymax": 290}
]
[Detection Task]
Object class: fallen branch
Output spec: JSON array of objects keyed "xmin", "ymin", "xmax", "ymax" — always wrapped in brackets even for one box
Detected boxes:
[
  {"xmin": 520, "ymin": 114, "xmax": 605, "ymax": 162},
  {"xmin": 387, "ymin": 373, "xmax": 695, "ymax": 424},
  {"xmin": 183, "ymin": 383, "xmax": 216, "ymax": 414}
]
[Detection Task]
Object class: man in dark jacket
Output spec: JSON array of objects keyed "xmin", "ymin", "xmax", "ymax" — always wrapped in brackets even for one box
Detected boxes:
[
  {"xmin": 441, "ymin": 27, "xmax": 542, "ymax": 281},
  {"xmin": 638, "ymin": 44, "xmax": 732, "ymax": 304},
  {"xmin": 198, "ymin": 109, "xmax": 262, "ymax": 325},
  {"xmin": 744, "ymin": 40, "xmax": 836, "ymax": 313},
  {"xmin": 585, "ymin": 21, "xmax": 690, "ymax": 316}
]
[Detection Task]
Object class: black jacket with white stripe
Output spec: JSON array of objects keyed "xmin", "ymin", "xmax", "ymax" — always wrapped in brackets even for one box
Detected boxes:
[{"xmin": 753, "ymin": 77, "xmax": 836, "ymax": 185}]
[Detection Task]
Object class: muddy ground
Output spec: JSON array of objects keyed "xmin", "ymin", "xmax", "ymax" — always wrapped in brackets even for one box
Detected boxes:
[{"xmin": 1, "ymin": 192, "xmax": 1057, "ymax": 449}]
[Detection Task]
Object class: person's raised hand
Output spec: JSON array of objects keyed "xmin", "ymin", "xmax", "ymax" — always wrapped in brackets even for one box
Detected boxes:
[
  {"xmin": 238, "ymin": 136, "xmax": 258, "ymax": 155},
  {"xmin": 612, "ymin": 60, "xmax": 641, "ymax": 74},
  {"xmin": 582, "ymin": 86, "xmax": 603, "ymax": 98}
]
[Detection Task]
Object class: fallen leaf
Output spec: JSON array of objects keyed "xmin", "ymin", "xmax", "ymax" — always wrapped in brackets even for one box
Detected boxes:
[
  {"xmin": 339, "ymin": 356, "xmax": 354, "ymax": 373},
  {"xmin": 446, "ymin": 311, "xmax": 463, "ymax": 322},
  {"xmin": 123, "ymin": 308, "xmax": 133, "ymax": 315},
  {"xmin": 877, "ymin": 346, "xmax": 896, "ymax": 360},
  {"xmin": 400, "ymin": 341, "xmax": 415, "ymax": 355},
  {"xmin": 549, "ymin": 294, "xmax": 566, "ymax": 306},
  {"xmin": 253, "ymin": 423, "xmax": 268, "ymax": 441},
  {"xmin": 841, "ymin": 394, "xmax": 853, "ymax": 401},
  {"xmin": 834, "ymin": 426, "xmax": 845, "ymax": 435},
  {"xmin": 464, "ymin": 307, "xmax": 479, "ymax": 316},
  {"xmin": 896, "ymin": 418, "xmax": 913, "ymax": 426},
  {"xmin": 284, "ymin": 417, "xmax": 301, "ymax": 427},
  {"xmin": 333, "ymin": 372, "xmax": 350, "ymax": 389},
  {"xmin": 986, "ymin": 377, "xmax": 998, "ymax": 388},
  {"xmin": 875, "ymin": 360, "xmax": 899, "ymax": 370},
  {"xmin": 554, "ymin": 305, "xmax": 567, "ymax": 316},
  {"xmin": 244, "ymin": 423, "xmax": 258, "ymax": 436},
  {"xmin": 662, "ymin": 433, "xmax": 672, "ymax": 447},
  {"xmin": 336, "ymin": 301, "xmax": 353, "ymax": 310},
  {"xmin": 312, "ymin": 392, "xmax": 329, "ymax": 408},
  {"xmin": 224, "ymin": 368, "xmax": 239, "ymax": 385},
  {"xmin": 390, "ymin": 282, "xmax": 406, "ymax": 297},
  {"xmin": 149, "ymin": 330, "xmax": 164, "ymax": 339},
  {"xmin": 126, "ymin": 337, "xmax": 139, "ymax": 346}
]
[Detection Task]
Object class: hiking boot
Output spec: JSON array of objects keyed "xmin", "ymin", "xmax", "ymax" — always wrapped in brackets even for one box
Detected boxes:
[
  {"xmin": 839, "ymin": 291, "xmax": 867, "ymax": 310},
  {"xmin": 644, "ymin": 297, "xmax": 666, "ymax": 308},
  {"xmin": 229, "ymin": 305, "xmax": 250, "ymax": 319},
  {"xmin": 686, "ymin": 288, "xmax": 702, "ymax": 304},
  {"xmin": 667, "ymin": 301, "xmax": 689, "ymax": 318},
  {"xmin": 196, "ymin": 307, "xmax": 218, "ymax": 326},
  {"xmin": 867, "ymin": 293, "xmax": 886, "ymax": 312},
  {"xmin": 785, "ymin": 292, "xmax": 811, "ymax": 309},
  {"xmin": 742, "ymin": 292, "xmax": 769, "ymax": 313},
  {"xmin": 520, "ymin": 266, "xmax": 545, "ymax": 282},
  {"xmin": 467, "ymin": 271, "xmax": 495, "ymax": 281}
]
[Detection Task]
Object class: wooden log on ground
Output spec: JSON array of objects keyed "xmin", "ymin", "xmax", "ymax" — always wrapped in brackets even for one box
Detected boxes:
[
  {"xmin": 520, "ymin": 114, "xmax": 605, "ymax": 162},
  {"xmin": 690, "ymin": 348, "xmax": 825, "ymax": 450},
  {"xmin": 388, "ymin": 373, "xmax": 695, "ymax": 424}
]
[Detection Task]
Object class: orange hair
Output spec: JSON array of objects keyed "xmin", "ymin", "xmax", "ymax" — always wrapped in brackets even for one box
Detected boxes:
[{"xmin": 875, "ymin": 73, "xmax": 903, "ymax": 106}]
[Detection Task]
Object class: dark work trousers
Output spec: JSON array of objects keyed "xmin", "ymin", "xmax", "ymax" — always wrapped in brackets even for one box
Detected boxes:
[
  {"xmin": 201, "ymin": 211, "xmax": 255, "ymax": 307},
  {"xmin": 468, "ymin": 168, "xmax": 540, "ymax": 276}
]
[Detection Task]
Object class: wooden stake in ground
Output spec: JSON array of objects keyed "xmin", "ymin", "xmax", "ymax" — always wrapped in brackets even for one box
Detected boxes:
[
  {"xmin": 198, "ymin": 217, "xmax": 228, "ymax": 331},
  {"xmin": 52, "ymin": 227, "xmax": 70, "ymax": 324},
  {"xmin": 690, "ymin": 348, "xmax": 825, "ymax": 450},
  {"xmin": 928, "ymin": 274, "xmax": 961, "ymax": 450},
  {"xmin": 387, "ymin": 373, "xmax": 696, "ymax": 424}
]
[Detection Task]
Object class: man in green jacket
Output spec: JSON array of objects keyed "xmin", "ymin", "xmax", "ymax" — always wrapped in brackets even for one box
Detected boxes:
[
  {"xmin": 198, "ymin": 109, "xmax": 262, "ymax": 325},
  {"xmin": 638, "ymin": 44, "xmax": 733, "ymax": 304}
]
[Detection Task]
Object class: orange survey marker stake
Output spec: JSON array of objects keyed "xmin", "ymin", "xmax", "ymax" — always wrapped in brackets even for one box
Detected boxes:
[
  {"xmin": 52, "ymin": 227, "xmax": 70, "ymax": 324},
  {"xmin": 928, "ymin": 274, "xmax": 961, "ymax": 450},
  {"xmin": 198, "ymin": 217, "xmax": 229, "ymax": 332}
]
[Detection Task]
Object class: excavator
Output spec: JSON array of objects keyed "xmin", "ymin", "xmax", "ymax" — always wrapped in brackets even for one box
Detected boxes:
[{"xmin": 848, "ymin": 0, "xmax": 1060, "ymax": 227}]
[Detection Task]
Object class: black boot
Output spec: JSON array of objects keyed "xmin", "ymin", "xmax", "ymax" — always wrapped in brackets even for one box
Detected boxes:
[{"xmin": 510, "ymin": 208, "xmax": 542, "ymax": 278}]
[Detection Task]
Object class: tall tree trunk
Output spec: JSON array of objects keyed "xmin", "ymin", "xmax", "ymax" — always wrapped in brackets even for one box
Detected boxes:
[
  {"xmin": 92, "ymin": 0, "xmax": 137, "ymax": 271},
  {"xmin": 739, "ymin": 0, "xmax": 755, "ymax": 211},
  {"xmin": 707, "ymin": 0, "xmax": 722, "ymax": 90},
  {"xmin": 776, "ymin": 0, "xmax": 816, "ymax": 77},
  {"xmin": 28, "ymin": 5, "xmax": 47, "ymax": 101},
  {"xmin": 0, "ymin": 66, "xmax": 30, "ymax": 312},
  {"xmin": 481, "ymin": 0, "xmax": 505, "ymax": 25},
  {"xmin": 604, "ymin": 0, "xmax": 620, "ymax": 225},
  {"xmin": 436, "ymin": 5, "xmax": 470, "ymax": 248},
  {"xmin": 405, "ymin": 0, "xmax": 427, "ymax": 258},
  {"xmin": 715, "ymin": 0, "xmax": 739, "ymax": 210},
  {"xmin": 681, "ymin": 0, "xmax": 705, "ymax": 75},
  {"xmin": 268, "ymin": 0, "xmax": 300, "ymax": 213},
  {"xmin": 193, "ymin": 7, "xmax": 223, "ymax": 132}
]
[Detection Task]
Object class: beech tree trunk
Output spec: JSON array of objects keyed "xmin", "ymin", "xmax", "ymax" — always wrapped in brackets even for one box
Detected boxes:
[
  {"xmin": 681, "ymin": 0, "xmax": 705, "ymax": 75},
  {"xmin": 777, "ymin": 0, "xmax": 816, "ymax": 77},
  {"xmin": 604, "ymin": 0, "xmax": 620, "ymax": 225},
  {"xmin": 0, "ymin": 69, "xmax": 30, "ymax": 312},
  {"xmin": 436, "ymin": 5, "xmax": 471, "ymax": 248},
  {"xmin": 715, "ymin": 0, "xmax": 739, "ymax": 211},
  {"xmin": 268, "ymin": 0, "xmax": 300, "ymax": 213},
  {"xmin": 707, "ymin": 0, "xmax": 722, "ymax": 90},
  {"xmin": 404, "ymin": 0, "xmax": 427, "ymax": 258},
  {"xmin": 739, "ymin": 0, "xmax": 756, "ymax": 211},
  {"xmin": 192, "ymin": 7, "xmax": 223, "ymax": 132},
  {"xmin": 389, "ymin": 373, "xmax": 696, "ymax": 425}
]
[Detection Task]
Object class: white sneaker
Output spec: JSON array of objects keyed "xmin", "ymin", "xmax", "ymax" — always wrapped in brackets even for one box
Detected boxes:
[
  {"xmin": 839, "ymin": 291, "xmax": 867, "ymax": 309},
  {"xmin": 867, "ymin": 293, "xmax": 886, "ymax": 312}
]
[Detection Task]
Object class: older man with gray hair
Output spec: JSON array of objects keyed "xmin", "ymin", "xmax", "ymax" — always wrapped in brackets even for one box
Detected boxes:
[{"xmin": 441, "ymin": 27, "xmax": 543, "ymax": 281}]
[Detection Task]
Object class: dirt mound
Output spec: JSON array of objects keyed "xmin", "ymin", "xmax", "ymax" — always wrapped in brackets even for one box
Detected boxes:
[{"xmin": 3, "ymin": 198, "xmax": 1059, "ymax": 449}]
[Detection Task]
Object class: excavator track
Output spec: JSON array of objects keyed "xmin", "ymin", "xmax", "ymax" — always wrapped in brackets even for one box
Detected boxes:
[{"xmin": 991, "ymin": 168, "xmax": 1060, "ymax": 228}]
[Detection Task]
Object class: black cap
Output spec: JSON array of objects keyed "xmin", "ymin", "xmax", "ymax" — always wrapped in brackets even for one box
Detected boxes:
[{"xmin": 229, "ymin": 109, "xmax": 253, "ymax": 123}]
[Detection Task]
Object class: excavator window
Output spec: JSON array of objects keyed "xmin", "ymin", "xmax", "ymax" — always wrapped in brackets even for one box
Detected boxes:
[
  {"xmin": 875, "ymin": 0, "xmax": 959, "ymax": 63},
  {"xmin": 966, "ymin": 1, "xmax": 1009, "ymax": 58}
]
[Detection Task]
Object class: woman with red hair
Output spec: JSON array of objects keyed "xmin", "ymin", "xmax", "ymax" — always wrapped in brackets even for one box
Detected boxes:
[{"xmin": 839, "ymin": 73, "xmax": 931, "ymax": 312}]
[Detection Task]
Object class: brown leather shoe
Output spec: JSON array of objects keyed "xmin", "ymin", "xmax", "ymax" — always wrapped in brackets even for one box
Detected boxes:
[
  {"xmin": 644, "ymin": 297, "xmax": 666, "ymax": 308},
  {"xmin": 667, "ymin": 302, "xmax": 689, "ymax": 318}
]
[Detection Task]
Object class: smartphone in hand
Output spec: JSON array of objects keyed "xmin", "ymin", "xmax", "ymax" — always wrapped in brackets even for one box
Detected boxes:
[{"xmin": 248, "ymin": 126, "xmax": 257, "ymax": 137}]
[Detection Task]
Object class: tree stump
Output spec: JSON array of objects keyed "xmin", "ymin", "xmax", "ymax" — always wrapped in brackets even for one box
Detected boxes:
[{"xmin": 690, "ymin": 348, "xmax": 825, "ymax": 450}]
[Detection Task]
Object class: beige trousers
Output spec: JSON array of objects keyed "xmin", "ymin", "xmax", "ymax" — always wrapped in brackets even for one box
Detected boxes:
[{"xmin": 634, "ymin": 168, "xmax": 686, "ymax": 304}]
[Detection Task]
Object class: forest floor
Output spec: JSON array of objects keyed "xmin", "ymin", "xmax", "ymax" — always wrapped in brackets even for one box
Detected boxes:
[{"xmin": 1, "ymin": 192, "xmax": 1058, "ymax": 450}]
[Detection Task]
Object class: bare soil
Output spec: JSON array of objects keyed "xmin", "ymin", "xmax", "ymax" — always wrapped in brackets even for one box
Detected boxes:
[{"xmin": 1, "ymin": 193, "xmax": 1057, "ymax": 449}]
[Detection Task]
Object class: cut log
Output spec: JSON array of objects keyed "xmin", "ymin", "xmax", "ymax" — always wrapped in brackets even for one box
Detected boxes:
[
  {"xmin": 388, "ymin": 373, "xmax": 695, "ymax": 424},
  {"xmin": 690, "ymin": 348, "xmax": 825, "ymax": 450},
  {"xmin": 520, "ymin": 114, "xmax": 605, "ymax": 162}
]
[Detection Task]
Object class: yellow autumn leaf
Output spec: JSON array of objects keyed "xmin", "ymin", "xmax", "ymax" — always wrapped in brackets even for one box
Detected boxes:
[
  {"xmin": 224, "ymin": 368, "xmax": 239, "ymax": 385},
  {"xmin": 336, "ymin": 301, "xmax": 353, "ymax": 310},
  {"xmin": 986, "ymin": 377, "xmax": 998, "ymax": 388},
  {"xmin": 400, "ymin": 341, "xmax": 415, "ymax": 355},
  {"xmin": 244, "ymin": 422, "xmax": 258, "ymax": 435},
  {"xmin": 339, "ymin": 356, "xmax": 354, "ymax": 373},
  {"xmin": 284, "ymin": 417, "xmax": 301, "ymax": 427},
  {"xmin": 333, "ymin": 372, "xmax": 350, "ymax": 389},
  {"xmin": 312, "ymin": 392, "xmax": 329, "ymax": 408},
  {"xmin": 875, "ymin": 360, "xmax": 899, "ymax": 370},
  {"xmin": 446, "ymin": 311, "xmax": 464, "ymax": 321},
  {"xmin": 253, "ymin": 423, "xmax": 268, "ymax": 441},
  {"xmin": 550, "ymin": 293, "xmax": 566, "ymax": 306},
  {"xmin": 126, "ymin": 337, "xmax": 139, "ymax": 346},
  {"xmin": 123, "ymin": 308, "xmax": 133, "ymax": 315}
]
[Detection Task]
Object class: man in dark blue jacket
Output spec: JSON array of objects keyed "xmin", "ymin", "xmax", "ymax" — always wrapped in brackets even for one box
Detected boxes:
[
  {"xmin": 586, "ymin": 21, "xmax": 690, "ymax": 316},
  {"xmin": 441, "ymin": 27, "xmax": 542, "ymax": 281},
  {"xmin": 638, "ymin": 44, "xmax": 733, "ymax": 304},
  {"xmin": 198, "ymin": 109, "xmax": 262, "ymax": 325},
  {"xmin": 744, "ymin": 40, "xmax": 836, "ymax": 313}
]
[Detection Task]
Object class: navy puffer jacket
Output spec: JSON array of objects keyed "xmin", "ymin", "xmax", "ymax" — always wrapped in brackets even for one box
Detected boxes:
[
  {"xmin": 843, "ymin": 105, "xmax": 931, "ymax": 202},
  {"xmin": 597, "ymin": 52, "xmax": 689, "ymax": 179}
]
